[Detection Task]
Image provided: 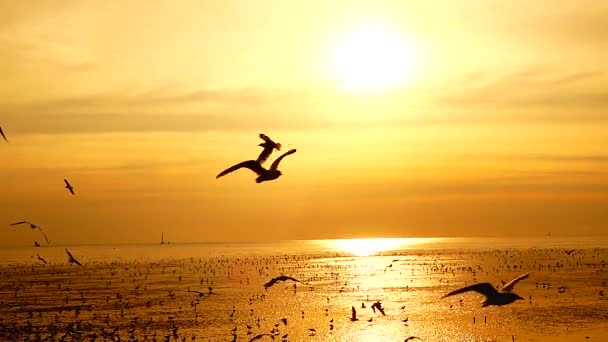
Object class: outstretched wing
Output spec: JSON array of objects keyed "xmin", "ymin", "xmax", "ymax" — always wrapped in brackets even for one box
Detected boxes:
[
  {"xmin": 64, "ymin": 179, "xmax": 75, "ymax": 195},
  {"xmin": 270, "ymin": 149, "xmax": 297, "ymax": 171},
  {"xmin": 65, "ymin": 248, "xmax": 83, "ymax": 267},
  {"xmin": 10, "ymin": 221, "xmax": 29, "ymax": 226},
  {"xmin": 0, "ymin": 125, "xmax": 7, "ymax": 142},
  {"xmin": 264, "ymin": 278, "xmax": 279, "ymax": 288},
  {"xmin": 216, "ymin": 160, "xmax": 266, "ymax": 179},
  {"xmin": 501, "ymin": 273, "xmax": 529, "ymax": 292},
  {"xmin": 256, "ymin": 134, "xmax": 281, "ymax": 164},
  {"xmin": 36, "ymin": 227, "xmax": 50, "ymax": 244},
  {"xmin": 443, "ymin": 282, "xmax": 499, "ymax": 300}
]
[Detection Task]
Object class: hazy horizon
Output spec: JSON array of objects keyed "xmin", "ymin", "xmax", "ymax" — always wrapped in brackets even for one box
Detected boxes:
[{"xmin": 2, "ymin": 1, "xmax": 607, "ymax": 246}]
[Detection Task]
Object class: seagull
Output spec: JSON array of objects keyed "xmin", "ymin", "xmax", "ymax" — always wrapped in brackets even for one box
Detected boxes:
[
  {"xmin": 264, "ymin": 275, "xmax": 300, "ymax": 288},
  {"xmin": 248, "ymin": 334, "xmax": 274, "ymax": 342},
  {"xmin": 36, "ymin": 254, "xmax": 47, "ymax": 264},
  {"xmin": 256, "ymin": 134, "xmax": 282, "ymax": 164},
  {"xmin": 0, "ymin": 125, "xmax": 7, "ymax": 142},
  {"xmin": 404, "ymin": 337, "xmax": 423, "ymax": 342},
  {"xmin": 443, "ymin": 273, "xmax": 530, "ymax": 307},
  {"xmin": 350, "ymin": 306, "xmax": 359, "ymax": 321},
  {"xmin": 65, "ymin": 248, "xmax": 83, "ymax": 267},
  {"xmin": 217, "ymin": 149, "xmax": 297, "ymax": 183},
  {"xmin": 9, "ymin": 221, "xmax": 50, "ymax": 244},
  {"xmin": 34, "ymin": 242, "xmax": 41, "ymax": 247},
  {"xmin": 64, "ymin": 179, "xmax": 75, "ymax": 195},
  {"xmin": 371, "ymin": 301, "xmax": 386, "ymax": 316}
]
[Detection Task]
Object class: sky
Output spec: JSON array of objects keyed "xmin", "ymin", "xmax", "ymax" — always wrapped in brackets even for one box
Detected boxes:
[{"xmin": 1, "ymin": 0, "xmax": 607, "ymax": 245}]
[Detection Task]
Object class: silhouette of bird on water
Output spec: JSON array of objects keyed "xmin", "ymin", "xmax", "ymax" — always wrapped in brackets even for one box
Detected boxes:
[
  {"xmin": 36, "ymin": 254, "xmax": 47, "ymax": 264},
  {"xmin": 0, "ymin": 125, "xmax": 7, "ymax": 142},
  {"xmin": 65, "ymin": 248, "xmax": 83, "ymax": 267},
  {"xmin": 371, "ymin": 301, "xmax": 386, "ymax": 315},
  {"xmin": 248, "ymin": 333, "xmax": 274, "ymax": 341},
  {"xmin": 443, "ymin": 273, "xmax": 530, "ymax": 307},
  {"xmin": 264, "ymin": 275, "xmax": 300, "ymax": 288},
  {"xmin": 217, "ymin": 149, "xmax": 297, "ymax": 183},
  {"xmin": 34, "ymin": 242, "xmax": 41, "ymax": 247},
  {"xmin": 64, "ymin": 179, "xmax": 75, "ymax": 195},
  {"xmin": 404, "ymin": 337, "xmax": 423, "ymax": 342},
  {"xmin": 10, "ymin": 221, "xmax": 50, "ymax": 244},
  {"xmin": 350, "ymin": 306, "xmax": 359, "ymax": 321},
  {"xmin": 256, "ymin": 134, "xmax": 282, "ymax": 164}
]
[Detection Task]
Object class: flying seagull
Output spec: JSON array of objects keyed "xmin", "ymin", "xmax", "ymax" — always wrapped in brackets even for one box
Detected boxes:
[
  {"xmin": 350, "ymin": 306, "xmax": 359, "ymax": 321},
  {"xmin": 64, "ymin": 179, "xmax": 75, "ymax": 195},
  {"xmin": 36, "ymin": 254, "xmax": 47, "ymax": 264},
  {"xmin": 65, "ymin": 248, "xmax": 83, "ymax": 267},
  {"xmin": 10, "ymin": 221, "xmax": 50, "ymax": 244},
  {"xmin": 256, "ymin": 134, "xmax": 282, "ymax": 164},
  {"xmin": 371, "ymin": 301, "xmax": 386, "ymax": 316},
  {"xmin": 0, "ymin": 125, "xmax": 7, "ymax": 142},
  {"xmin": 404, "ymin": 337, "xmax": 423, "ymax": 342},
  {"xmin": 264, "ymin": 275, "xmax": 300, "ymax": 288},
  {"xmin": 217, "ymin": 149, "xmax": 297, "ymax": 183},
  {"xmin": 443, "ymin": 273, "xmax": 530, "ymax": 307}
]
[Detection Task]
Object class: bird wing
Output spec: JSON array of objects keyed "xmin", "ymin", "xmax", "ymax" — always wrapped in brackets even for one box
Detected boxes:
[
  {"xmin": 443, "ymin": 283, "xmax": 499, "ymax": 299},
  {"xmin": 256, "ymin": 146, "xmax": 273, "ymax": 164},
  {"xmin": 64, "ymin": 179, "xmax": 75, "ymax": 195},
  {"xmin": 264, "ymin": 278, "xmax": 278, "ymax": 288},
  {"xmin": 501, "ymin": 273, "xmax": 529, "ymax": 292},
  {"xmin": 270, "ymin": 149, "xmax": 297, "ymax": 171},
  {"xmin": 10, "ymin": 221, "xmax": 29, "ymax": 226},
  {"xmin": 257, "ymin": 134, "xmax": 281, "ymax": 164},
  {"xmin": 65, "ymin": 248, "xmax": 83, "ymax": 266},
  {"xmin": 217, "ymin": 160, "xmax": 266, "ymax": 178},
  {"xmin": 36, "ymin": 227, "xmax": 50, "ymax": 244},
  {"xmin": 284, "ymin": 276, "xmax": 300, "ymax": 283},
  {"xmin": 0, "ymin": 125, "xmax": 7, "ymax": 142}
]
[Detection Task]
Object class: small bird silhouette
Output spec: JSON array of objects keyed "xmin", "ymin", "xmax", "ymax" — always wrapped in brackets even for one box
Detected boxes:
[
  {"xmin": 0, "ymin": 125, "xmax": 7, "ymax": 142},
  {"xmin": 64, "ymin": 179, "xmax": 75, "ymax": 195},
  {"xmin": 256, "ymin": 134, "xmax": 282, "ymax": 164},
  {"xmin": 371, "ymin": 301, "xmax": 386, "ymax": 315},
  {"xmin": 217, "ymin": 149, "xmax": 297, "ymax": 183},
  {"xmin": 65, "ymin": 248, "xmax": 83, "ymax": 267},
  {"xmin": 36, "ymin": 254, "xmax": 47, "ymax": 264},
  {"xmin": 10, "ymin": 221, "xmax": 50, "ymax": 244},
  {"xmin": 264, "ymin": 275, "xmax": 300, "ymax": 288},
  {"xmin": 350, "ymin": 306, "xmax": 359, "ymax": 321},
  {"xmin": 443, "ymin": 273, "xmax": 530, "ymax": 307},
  {"xmin": 404, "ymin": 337, "xmax": 423, "ymax": 342}
]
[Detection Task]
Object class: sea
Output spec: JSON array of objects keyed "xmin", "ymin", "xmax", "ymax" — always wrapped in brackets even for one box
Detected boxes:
[{"xmin": 1, "ymin": 237, "xmax": 607, "ymax": 341}]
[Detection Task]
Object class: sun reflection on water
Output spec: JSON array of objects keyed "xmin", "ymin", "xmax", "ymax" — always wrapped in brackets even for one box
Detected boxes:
[{"xmin": 330, "ymin": 238, "xmax": 429, "ymax": 256}]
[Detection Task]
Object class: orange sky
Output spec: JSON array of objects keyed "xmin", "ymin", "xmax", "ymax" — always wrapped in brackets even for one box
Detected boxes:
[{"xmin": 1, "ymin": 1, "xmax": 607, "ymax": 245}]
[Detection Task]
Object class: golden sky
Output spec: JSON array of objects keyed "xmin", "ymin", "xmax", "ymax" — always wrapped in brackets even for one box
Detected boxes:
[{"xmin": 1, "ymin": 1, "xmax": 607, "ymax": 245}]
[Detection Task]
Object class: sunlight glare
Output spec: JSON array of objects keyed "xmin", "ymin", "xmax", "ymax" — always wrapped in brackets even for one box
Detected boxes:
[
  {"xmin": 330, "ymin": 26, "xmax": 415, "ymax": 91},
  {"xmin": 334, "ymin": 238, "xmax": 414, "ymax": 257}
]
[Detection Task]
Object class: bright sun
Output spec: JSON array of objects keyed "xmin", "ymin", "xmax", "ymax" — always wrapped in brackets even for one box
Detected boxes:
[{"xmin": 330, "ymin": 26, "xmax": 415, "ymax": 91}]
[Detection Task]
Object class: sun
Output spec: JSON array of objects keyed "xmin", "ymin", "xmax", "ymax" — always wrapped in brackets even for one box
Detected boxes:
[{"xmin": 330, "ymin": 26, "xmax": 415, "ymax": 91}]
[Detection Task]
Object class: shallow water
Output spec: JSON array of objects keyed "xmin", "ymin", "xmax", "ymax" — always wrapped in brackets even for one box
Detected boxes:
[{"xmin": 1, "ymin": 237, "xmax": 607, "ymax": 341}]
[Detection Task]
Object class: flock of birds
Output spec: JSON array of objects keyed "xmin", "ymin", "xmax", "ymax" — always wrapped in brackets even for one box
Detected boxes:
[{"xmin": 2, "ymin": 127, "xmax": 606, "ymax": 340}]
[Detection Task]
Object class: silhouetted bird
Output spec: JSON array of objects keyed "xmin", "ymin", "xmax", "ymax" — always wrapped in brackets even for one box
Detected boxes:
[
  {"xmin": 443, "ymin": 273, "xmax": 530, "ymax": 307},
  {"xmin": 565, "ymin": 249, "xmax": 576, "ymax": 256},
  {"xmin": 34, "ymin": 242, "xmax": 41, "ymax": 247},
  {"xmin": 0, "ymin": 125, "xmax": 7, "ymax": 142},
  {"xmin": 248, "ymin": 334, "xmax": 274, "ymax": 342},
  {"xmin": 264, "ymin": 275, "xmax": 300, "ymax": 288},
  {"xmin": 10, "ymin": 221, "xmax": 49, "ymax": 244},
  {"xmin": 256, "ymin": 134, "xmax": 282, "ymax": 164},
  {"xmin": 350, "ymin": 306, "xmax": 359, "ymax": 321},
  {"xmin": 371, "ymin": 301, "xmax": 385, "ymax": 315},
  {"xmin": 217, "ymin": 149, "xmax": 297, "ymax": 183},
  {"xmin": 64, "ymin": 179, "xmax": 75, "ymax": 195},
  {"xmin": 36, "ymin": 254, "xmax": 47, "ymax": 264},
  {"xmin": 65, "ymin": 248, "xmax": 83, "ymax": 267},
  {"xmin": 404, "ymin": 337, "xmax": 423, "ymax": 342}
]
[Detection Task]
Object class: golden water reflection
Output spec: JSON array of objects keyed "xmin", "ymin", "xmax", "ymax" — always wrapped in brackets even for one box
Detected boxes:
[{"xmin": 328, "ymin": 238, "xmax": 441, "ymax": 256}]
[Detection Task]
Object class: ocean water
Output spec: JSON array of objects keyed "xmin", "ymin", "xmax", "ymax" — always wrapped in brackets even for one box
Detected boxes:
[{"xmin": 1, "ymin": 237, "xmax": 607, "ymax": 341}]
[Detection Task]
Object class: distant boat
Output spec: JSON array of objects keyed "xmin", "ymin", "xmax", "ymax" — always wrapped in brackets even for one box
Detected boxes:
[{"xmin": 160, "ymin": 232, "xmax": 164, "ymax": 245}]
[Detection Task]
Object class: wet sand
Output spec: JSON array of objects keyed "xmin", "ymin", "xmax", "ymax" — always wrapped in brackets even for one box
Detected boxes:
[{"xmin": 1, "ymin": 244, "xmax": 607, "ymax": 341}]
